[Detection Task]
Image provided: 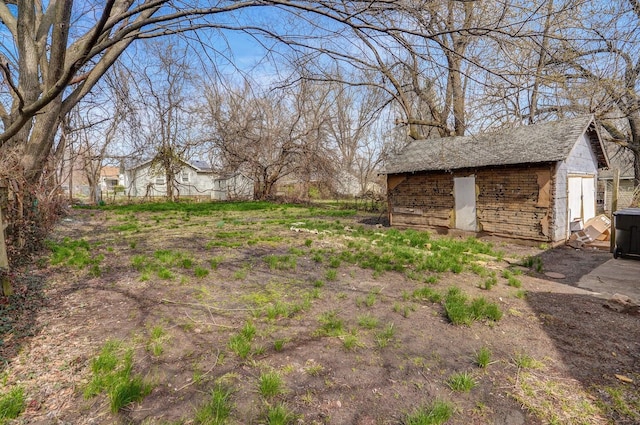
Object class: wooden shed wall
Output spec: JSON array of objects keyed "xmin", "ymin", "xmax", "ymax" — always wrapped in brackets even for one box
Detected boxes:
[
  {"xmin": 474, "ymin": 166, "xmax": 554, "ymax": 241},
  {"xmin": 387, "ymin": 164, "xmax": 556, "ymax": 242},
  {"xmin": 387, "ymin": 173, "xmax": 454, "ymax": 228}
]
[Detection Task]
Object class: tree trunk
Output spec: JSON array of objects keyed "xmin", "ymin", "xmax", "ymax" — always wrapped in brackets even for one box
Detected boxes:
[
  {"xmin": 449, "ymin": 54, "xmax": 466, "ymax": 136},
  {"xmin": 0, "ymin": 198, "xmax": 10, "ymax": 296},
  {"xmin": 626, "ymin": 113, "xmax": 640, "ymax": 186}
]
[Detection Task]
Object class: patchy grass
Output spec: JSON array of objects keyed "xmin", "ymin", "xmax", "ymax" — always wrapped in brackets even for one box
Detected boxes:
[
  {"xmin": 263, "ymin": 402, "xmax": 297, "ymax": 425},
  {"xmin": 84, "ymin": 340, "xmax": 153, "ymax": 413},
  {"xmin": 258, "ymin": 371, "xmax": 284, "ymax": 398},
  {"xmin": 195, "ymin": 385, "xmax": 234, "ymax": 425},
  {"xmin": 46, "ymin": 238, "xmax": 103, "ymax": 276},
  {"xmin": 475, "ymin": 346, "xmax": 492, "ymax": 368},
  {"xmin": 19, "ymin": 201, "xmax": 624, "ymax": 424},
  {"xmin": 443, "ymin": 287, "xmax": 502, "ymax": 325},
  {"xmin": 316, "ymin": 311, "xmax": 345, "ymax": 337},
  {"xmin": 512, "ymin": 369, "xmax": 607, "ymax": 424}
]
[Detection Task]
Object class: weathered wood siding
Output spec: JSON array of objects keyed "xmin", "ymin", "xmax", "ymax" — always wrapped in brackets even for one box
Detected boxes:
[
  {"xmin": 388, "ymin": 164, "xmax": 557, "ymax": 242},
  {"xmin": 474, "ymin": 166, "xmax": 554, "ymax": 241},
  {"xmin": 388, "ymin": 173, "xmax": 454, "ymax": 228}
]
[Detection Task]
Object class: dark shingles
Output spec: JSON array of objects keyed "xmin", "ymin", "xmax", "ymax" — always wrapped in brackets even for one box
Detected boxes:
[{"xmin": 383, "ymin": 116, "xmax": 603, "ymax": 174}]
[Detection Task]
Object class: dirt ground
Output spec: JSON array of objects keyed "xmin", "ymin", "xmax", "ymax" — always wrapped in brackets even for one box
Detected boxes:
[{"xmin": 0, "ymin": 205, "xmax": 638, "ymax": 425}]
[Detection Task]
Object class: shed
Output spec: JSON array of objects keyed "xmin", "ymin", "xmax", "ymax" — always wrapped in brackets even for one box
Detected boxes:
[{"xmin": 382, "ymin": 116, "xmax": 609, "ymax": 243}]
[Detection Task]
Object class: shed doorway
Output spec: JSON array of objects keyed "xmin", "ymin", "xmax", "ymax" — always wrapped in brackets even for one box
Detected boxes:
[
  {"xmin": 568, "ymin": 175, "xmax": 596, "ymax": 228},
  {"xmin": 454, "ymin": 175, "xmax": 477, "ymax": 231}
]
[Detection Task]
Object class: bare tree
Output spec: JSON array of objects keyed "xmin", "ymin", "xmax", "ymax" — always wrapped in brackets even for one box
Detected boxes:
[
  {"xmin": 318, "ymin": 69, "xmax": 386, "ymax": 195},
  {"xmin": 123, "ymin": 42, "xmax": 197, "ymax": 201},
  {"xmin": 59, "ymin": 66, "xmax": 130, "ymax": 203},
  {"xmin": 203, "ymin": 79, "xmax": 332, "ymax": 199},
  {"xmin": 548, "ymin": 0, "xmax": 640, "ymax": 184}
]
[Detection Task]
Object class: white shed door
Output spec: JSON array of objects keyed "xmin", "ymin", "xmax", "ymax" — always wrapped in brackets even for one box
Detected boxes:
[
  {"xmin": 454, "ymin": 176, "xmax": 477, "ymax": 231},
  {"xmin": 581, "ymin": 177, "xmax": 596, "ymax": 222},
  {"xmin": 568, "ymin": 176, "xmax": 596, "ymax": 226}
]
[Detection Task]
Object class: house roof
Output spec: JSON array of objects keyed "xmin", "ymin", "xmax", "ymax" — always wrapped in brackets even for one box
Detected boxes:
[
  {"xmin": 382, "ymin": 115, "xmax": 608, "ymax": 174},
  {"xmin": 126, "ymin": 158, "xmax": 214, "ymax": 173},
  {"xmin": 190, "ymin": 160, "xmax": 214, "ymax": 172},
  {"xmin": 100, "ymin": 166, "xmax": 120, "ymax": 178}
]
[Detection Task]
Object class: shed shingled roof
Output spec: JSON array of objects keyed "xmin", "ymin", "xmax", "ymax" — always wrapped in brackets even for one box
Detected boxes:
[{"xmin": 383, "ymin": 115, "xmax": 608, "ymax": 174}]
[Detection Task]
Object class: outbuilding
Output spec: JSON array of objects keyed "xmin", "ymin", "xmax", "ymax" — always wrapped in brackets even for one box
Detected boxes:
[{"xmin": 383, "ymin": 116, "xmax": 609, "ymax": 243}]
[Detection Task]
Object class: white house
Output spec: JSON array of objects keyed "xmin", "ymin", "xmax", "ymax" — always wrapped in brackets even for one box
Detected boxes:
[
  {"xmin": 125, "ymin": 159, "xmax": 255, "ymax": 200},
  {"xmin": 213, "ymin": 173, "xmax": 254, "ymax": 200}
]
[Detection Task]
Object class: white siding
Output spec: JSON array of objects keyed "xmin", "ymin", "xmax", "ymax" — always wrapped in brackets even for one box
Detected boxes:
[
  {"xmin": 553, "ymin": 161, "xmax": 568, "ymax": 241},
  {"xmin": 565, "ymin": 133, "xmax": 599, "ymax": 174},
  {"xmin": 125, "ymin": 163, "xmax": 216, "ymax": 198},
  {"xmin": 212, "ymin": 175, "xmax": 253, "ymax": 200},
  {"xmin": 552, "ymin": 133, "xmax": 599, "ymax": 241}
]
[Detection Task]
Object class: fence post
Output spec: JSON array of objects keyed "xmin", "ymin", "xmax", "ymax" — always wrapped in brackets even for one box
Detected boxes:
[{"xmin": 610, "ymin": 168, "xmax": 619, "ymax": 253}]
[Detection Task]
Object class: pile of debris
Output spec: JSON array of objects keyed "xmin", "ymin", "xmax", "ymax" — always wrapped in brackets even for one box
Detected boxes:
[{"xmin": 567, "ymin": 214, "xmax": 611, "ymax": 249}]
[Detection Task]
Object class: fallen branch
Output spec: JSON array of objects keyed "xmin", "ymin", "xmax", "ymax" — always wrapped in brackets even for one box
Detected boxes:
[
  {"xmin": 183, "ymin": 310, "xmax": 235, "ymax": 330},
  {"xmin": 160, "ymin": 298, "xmax": 251, "ymax": 311}
]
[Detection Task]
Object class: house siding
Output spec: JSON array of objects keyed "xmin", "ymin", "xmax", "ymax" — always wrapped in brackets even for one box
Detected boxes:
[
  {"xmin": 125, "ymin": 164, "xmax": 215, "ymax": 198},
  {"xmin": 565, "ymin": 133, "xmax": 599, "ymax": 174},
  {"xmin": 602, "ymin": 179, "xmax": 637, "ymax": 212},
  {"xmin": 213, "ymin": 174, "xmax": 254, "ymax": 200},
  {"xmin": 553, "ymin": 161, "xmax": 568, "ymax": 241}
]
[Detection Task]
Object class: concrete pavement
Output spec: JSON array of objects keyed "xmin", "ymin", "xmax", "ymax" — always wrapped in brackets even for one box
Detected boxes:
[{"xmin": 577, "ymin": 256, "xmax": 640, "ymax": 301}]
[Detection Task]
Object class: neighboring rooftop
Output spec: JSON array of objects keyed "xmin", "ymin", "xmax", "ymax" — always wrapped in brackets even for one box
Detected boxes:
[
  {"xmin": 383, "ymin": 115, "xmax": 608, "ymax": 174},
  {"xmin": 126, "ymin": 159, "xmax": 214, "ymax": 172},
  {"xmin": 190, "ymin": 160, "xmax": 214, "ymax": 172}
]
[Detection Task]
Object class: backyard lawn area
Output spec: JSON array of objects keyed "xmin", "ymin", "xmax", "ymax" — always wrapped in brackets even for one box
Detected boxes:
[{"xmin": 0, "ymin": 201, "xmax": 637, "ymax": 424}]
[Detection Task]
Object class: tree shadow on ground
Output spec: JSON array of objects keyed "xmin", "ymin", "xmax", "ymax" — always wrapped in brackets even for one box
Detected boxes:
[
  {"xmin": 525, "ymin": 245, "xmax": 612, "ymax": 285},
  {"xmin": 0, "ymin": 272, "xmax": 48, "ymax": 369},
  {"xmin": 526, "ymin": 290, "xmax": 640, "ymax": 424}
]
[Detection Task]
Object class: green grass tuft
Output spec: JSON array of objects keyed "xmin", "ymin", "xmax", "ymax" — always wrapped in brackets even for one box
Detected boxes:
[
  {"xmin": 84, "ymin": 340, "xmax": 152, "ymax": 412},
  {"xmin": 475, "ymin": 346, "xmax": 492, "ymax": 368},
  {"xmin": 317, "ymin": 311, "xmax": 344, "ymax": 336},
  {"xmin": 446, "ymin": 371, "xmax": 476, "ymax": 392},
  {"xmin": 194, "ymin": 266, "xmax": 210, "ymax": 278},
  {"xmin": 194, "ymin": 385, "xmax": 234, "ymax": 424},
  {"xmin": 258, "ymin": 371, "xmax": 284, "ymax": 398},
  {"xmin": 0, "ymin": 387, "xmax": 25, "ymax": 421},
  {"xmin": 413, "ymin": 286, "xmax": 442, "ymax": 303},
  {"xmin": 264, "ymin": 402, "xmax": 296, "ymax": 425},
  {"xmin": 357, "ymin": 313, "xmax": 379, "ymax": 329},
  {"xmin": 374, "ymin": 323, "xmax": 395, "ymax": 348},
  {"xmin": 444, "ymin": 287, "xmax": 502, "ymax": 325},
  {"xmin": 404, "ymin": 400, "xmax": 455, "ymax": 425}
]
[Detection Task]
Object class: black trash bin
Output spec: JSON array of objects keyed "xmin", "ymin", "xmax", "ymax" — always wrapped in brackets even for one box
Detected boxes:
[{"xmin": 613, "ymin": 208, "xmax": 640, "ymax": 259}]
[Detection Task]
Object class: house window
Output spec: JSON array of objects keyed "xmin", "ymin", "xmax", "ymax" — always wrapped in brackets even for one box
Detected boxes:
[
  {"xmin": 181, "ymin": 171, "xmax": 190, "ymax": 183},
  {"xmin": 155, "ymin": 176, "xmax": 165, "ymax": 185}
]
